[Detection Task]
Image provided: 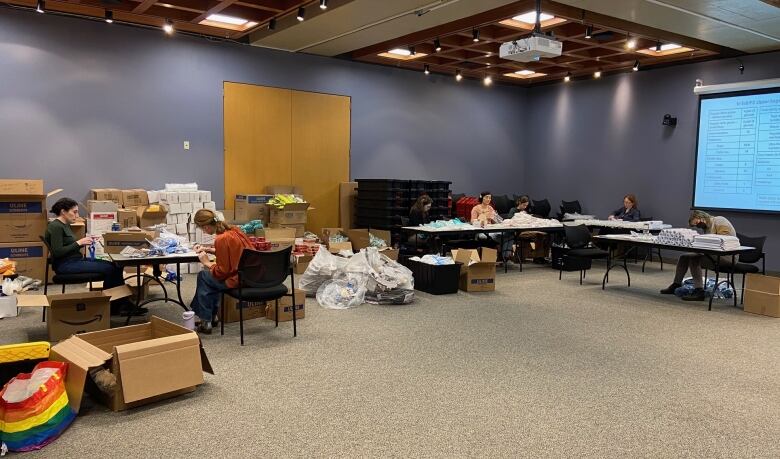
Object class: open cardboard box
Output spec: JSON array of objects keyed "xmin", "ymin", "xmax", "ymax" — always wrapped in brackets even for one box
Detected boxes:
[
  {"xmin": 16, "ymin": 285, "xmax": 133, "ymax": 341},
  {"xmin": 102, "ymin": 230, "xmax": 154, "ymax": 254},
  {"xmin": 451, "ymin": 247, "xmax": 497, "ymax": 292},
  {"xmin": 0, "ymin": 179, "xmax": 61, "ymax": 243},
  {"xmin": 234, "ymin": 194, "xmax": 272, "ymax": 222},
  {"xmin": 321, "ymin": 227, "xmax": 352, "ymax": 254},
  {"xmin": 0, "ymin": 240, "xmax": 47, "ymax": 281},
  {"xmin": 260, "ymin": 227, "xmax": 296, "ymax": 250},
  {"xmin": 345, "ymin": 229, "xmax": 398, "ymax": 260},
  {"xmin": 269, "ymin": 202, "xmax": 311, "ymax": 225},
  {"xmin": 744, "ymin": 273, "xmax": 780, "ymax": 318},
  {"xmin": 48, "ymin": 316, "xmax": 213, "ymax": 412},
  {"xmin": 136, "ymin": 205, "xmax": 168, "ymax": 228}
]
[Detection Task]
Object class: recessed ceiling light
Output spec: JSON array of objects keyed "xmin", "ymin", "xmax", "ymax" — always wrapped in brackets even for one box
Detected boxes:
[
  {"xmin": 207, "ymin": 14, "xmax": 249, "ymax": 25},
  {"xmin": 504, "ymin": 70, "xmax": 547, "ymax": 79},
  {"xmin": 515, "ymin": 70, "xmax": 535, "ymax": 76},
  {"xmin": 659, "ymin": 43, "xmax": 681, "ymax": 51},
  {"xmin": 513, "ymin": 11, "xmax": 554, "ymax": 24},
  {"xmin": 388, "ymin": 48, "xmax": 411, "ymax": 56},
  {"xmin": 594, "ymin": 70, "xmax": 602, "ymax": 78}
]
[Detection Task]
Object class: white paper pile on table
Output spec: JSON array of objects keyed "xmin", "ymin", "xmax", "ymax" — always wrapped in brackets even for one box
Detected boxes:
[
  {"xmin": 571, "ymin": 219, "xmax": 667, "ymax": 230},
  {"xmin": 656, "ymin": 228, "xmax": 699, "ymax": 247},
  {"xmin": 505, "ymin": 212, "xmax": 563, "ymax": 228},
  {"xmin": 692, "ymin": 234, "xmax": 741, "ymax": 251}
]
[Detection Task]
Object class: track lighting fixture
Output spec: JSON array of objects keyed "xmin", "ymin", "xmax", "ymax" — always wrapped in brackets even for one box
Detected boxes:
[
  {"xmin": 320, "ymin": 0, "xmax": 328, "ymax": 10},
  {"xmin": 424, "ymin": 64, "xmax": 430, "ymax": 75},
  {"xmin": 163, "ymin": 19, "xmax": 174, "ymax": 34},
  {"xmin": 584, "ymin": 25, "xmax": 592, "ymax": 39},
  {"xmin": 434, "ymin": 38, "xmax": 441, "ymax": 52},
  {"xmin": 738, "ymin": 60, "xmax": 745, "ymax": 74},
  {"xmin": 105, "ymin": 10, "xmax": 113, "ymax": 23},
  {"xmin": 564, "ymin": 72, "xmax": 571, "ymax": 82},
  {"xmin": 632, "ymin": 60, "xmax": 640, "ymax": 71},
  {"xmin": 655, "ymin": 41, "xmax": 662, "ymax": 51},
  {"xmin": 594, "ymin": 70, "xmax": 602, "ymax": 78},
  {"xmin": 483, "ymin": 75, "xmax": 492, "ymax": 86},
  {"xmin": 625, "ymin": 35, "xmax": 636, "ymax": 49},
  {"xmin": 409, "ymin": 46, "xmax": 416, "ymax": 56},
  {"xmin": 297, "ymin": 7, "xmax": 305, "ymax": 21},
  {"xmin": 36, "ymin": 0, "xmax": 44, "ymax": 13},
  {"xmin": 455, "ymin": 69, "xmax": 462, "ymax": 81},
  {"xmin": 268, "ymin": 18, "xmax": 276, "ymax": 30},
  {"xmin": 472, "ymin": 29, "xmax": 480, "ymax": 42}
]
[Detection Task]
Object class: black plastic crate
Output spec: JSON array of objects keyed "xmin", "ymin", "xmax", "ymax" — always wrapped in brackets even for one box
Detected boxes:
[
  {"xmin": 426, "ymin": 181, "xmax": 452, "ymax": 191},
  {"xmin": 356, "ymin": 189, "xmax": 409, "ymax": 201},
  {"xmin": 356, "ymin": 179, "xmax": 410, "ymax": 191},
  {"xmin": 401, "ymin": 258, "xmax": 462, "ymax": 295},
  {"xmin": 355, "ymin": 207, "xmax": 406, "ymax": 218},
  {"xmin": 355, "ymin": 216, "xmax": 403, "ymax": 228}
]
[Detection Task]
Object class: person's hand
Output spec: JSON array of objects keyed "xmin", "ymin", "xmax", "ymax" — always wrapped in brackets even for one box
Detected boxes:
[
  {"xmin": 197, "ymin": 251, "xmax": 210, "ymax": 265},
  {"xmin": 77, "ymin": 237, "xmax": 93, "ymax": 246},
  {"xmin": 193, "ymin": 243, "xmax": 202, "ymax": 252}
]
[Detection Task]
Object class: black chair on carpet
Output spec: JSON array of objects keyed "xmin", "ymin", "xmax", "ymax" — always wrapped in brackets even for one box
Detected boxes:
[
  {"xmin": 559, "ymin": 200, "xmax": 583, "ymax": 220},
  {"xmin": 39, "ymin": 236, "xmax": 104, "ymax": 322},
  {"xmin": 220, "ymin": 246, "xmax": 297, "ymax": 345},
  {"xmin": 531, "ymin": 199, "xmax": 551, "ymax": 218},
  {"xmin": 703, "ymin": 233, "xmax": 766, "ymax": 305},
  {"xmin": 492, "ymin": 194, "xmax": 513, "ymax": 218},
  {"xmin": 560, "ymin": 224, "xmax": 609, "ymax": 284}
]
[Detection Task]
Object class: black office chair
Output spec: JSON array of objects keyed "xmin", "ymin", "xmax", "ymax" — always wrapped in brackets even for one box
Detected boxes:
[
  {"xmin": 39, "ymin": 236, "xmax": 105, "ymax": 322},
  {"xmin": 637, "ymin": 216, "xmax": 664, "ymax": 272},
  {"xmin": 560, "ymin": 224, "xmax": 608, "ymax": 284},
  {"xmin": 531, "ymin": 199, "xmax": 551, "ymax": 218},
  {"xmin": 492, "ymin": 194, "xmax": 513, "ymax": 218},
  {"xmin": 559, "ymin": 200, "xmax": 583, "ymax": 219},
  {"xmin": 703, "ymin": 233, "xmax": 766, "ymax": 305},
  {"xmin": 220, "ymin": 246, "xmax": 297, "ymax": 345}
]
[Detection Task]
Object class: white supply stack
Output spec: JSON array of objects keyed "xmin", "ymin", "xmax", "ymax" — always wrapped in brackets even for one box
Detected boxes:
[
  {"xmin": 692, "ymin": 234, "xmax": 741, "ymax": 251},
  {"xmin": 150, "ymin": 183, "xmax": 217, "ymax": 274},
  {"xmin": 656, "ymin": 228, "xmax": 699, "ymax": 247}
]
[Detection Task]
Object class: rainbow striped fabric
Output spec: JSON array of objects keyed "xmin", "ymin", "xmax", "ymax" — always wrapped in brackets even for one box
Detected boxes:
[{"xmin": 0, "ymin": 361, "xmax": 76, "ymax": 452}]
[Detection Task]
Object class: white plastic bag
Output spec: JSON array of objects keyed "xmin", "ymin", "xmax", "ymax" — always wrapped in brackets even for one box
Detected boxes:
[
  {"xmin": 316, "ymin": 275, "xmax": 367, "ymax": 309},
  {"xmin": 299, "ymin": 247, "xmax": 349, "ymax": 295}
]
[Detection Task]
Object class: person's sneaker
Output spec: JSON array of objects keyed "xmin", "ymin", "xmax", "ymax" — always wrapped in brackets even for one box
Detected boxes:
[
  {"xmin": 682, "ymin": 288, "xmax": 706, "ymax": 301},
  {"xmin": 211, "ymin": 314, "xmax": 220, "ymax": 328},
  {"xmin": 660, "ymin": 283, "xmax": 681, "ymax": 294},
  {"xmin": 198, "ymin": 321, "xmax": 213, "ymax": 335}
]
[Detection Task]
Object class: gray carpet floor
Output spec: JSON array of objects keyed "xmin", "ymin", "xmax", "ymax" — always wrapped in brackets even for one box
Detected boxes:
[{"xmin": 2, "ymin": 260, "xmax": 779, "ymax": 458}]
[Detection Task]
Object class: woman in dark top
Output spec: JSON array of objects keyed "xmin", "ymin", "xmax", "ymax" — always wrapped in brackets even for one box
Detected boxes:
[
  {"xmin": 409, "ymin": 195, "xmax": 432, "ymax": 226},
  {"xmin": 608, "ymin": 194, "xmax": 640, "ymax": 222},
  {"xmin": 45, "ymin": 197, "xmax": 126, "ymax": 291}
]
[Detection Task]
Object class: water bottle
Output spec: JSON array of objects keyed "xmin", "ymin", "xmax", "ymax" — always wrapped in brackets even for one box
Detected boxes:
[{"xmin": 88, "ymin": 240, "xmax": 96, "ymax": 259}]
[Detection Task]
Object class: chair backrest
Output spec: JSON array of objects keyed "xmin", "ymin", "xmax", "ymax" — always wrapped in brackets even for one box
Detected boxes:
[
  {"xmin": 237, "ymin": 246, "xmax": 292, "ymax": 289},
  {"xmin": 564, "ymin": 224, "xmax": 592, "ymax": 249},
  {"xmin": 531, "ymin": 199, "xmax": 551, "ymax": 218},
  {"xmin": 492, "ymin": 194, "xmax": 513, "ymax": 215},
  {"xmin": 736, "ymin": 233, "xmax": 766, "ymax": 264},
  {"xmin": 560, "ymin": 200, "xmax": 582, "ymax": 215},
  {"xmin": 39, "ymin": 235, "xmax": 54, "ymax": 264}
]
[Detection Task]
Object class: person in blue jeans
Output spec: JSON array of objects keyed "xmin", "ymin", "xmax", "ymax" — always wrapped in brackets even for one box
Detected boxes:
[{"xmin": 45, "ymin": 197, "xmax": 131, "ymax": 314}]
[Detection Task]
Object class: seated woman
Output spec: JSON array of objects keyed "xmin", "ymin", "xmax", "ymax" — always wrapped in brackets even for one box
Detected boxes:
[
  {"xmin": 509, "ymin": 196, "xmax": 550, "ymax": 264},
  {"xmin": 470, "ymin": 192, "xmax": 514, "ymax": 262},
  {"xmin": 190, "ymin": 209, "xmax": 254, "ymax": 334},
  {"xmin": 409, "ymin": 195, "xmax": 432, "ymax": 226},
  {"xmin": 45, "ymin": 198, "xmax": 129, "ymax": 314},
  {"xmin": 660, "ymin": 210, "xmax": 736, "ymax": 301},
  {"xmin": 608, "ymin": 194, "xmax": 640, "ymax": 222}
]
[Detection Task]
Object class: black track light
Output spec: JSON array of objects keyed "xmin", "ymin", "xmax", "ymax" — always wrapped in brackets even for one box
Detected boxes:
[
  {"xmin": 424, "ymin": 64, "xmax": 430, "ymax": 75},
  {"xmin": 36, "ymin": 0, "xmax": 44, "ymax": 13},
  {"xmin": 632, "ymin": 60, "xmax": 640, "ymax": 71},
  {"xmin": 455, "ymin": 69, "xmax": 462, "ymax": 81},
  {"xmin": 564, "ymin": 72, "xmax": 571, "ymax": 82},
  {"xmin": 268, "ymin": 18, "xmax": 276, "ymax": 30},
  {"xmin": 297, "ymin": 7, "xmax": 305, "ymax": 21},
  {"xmin": 105, "ymin": 10, "xmax": 113, "ymax": 23},
  {"xmin": 409, "ymin": 46, "xmax": 416, "ymax": 56},
  {"xmin": 434, "ymin": 38, "xmax": 441, "ymax": 52},
  {"xmin": 163, "ymin": 18, "xmax": 174, "ymax": 34},
  {"xmin": 655, "ymin": 41, "xmax": 662, "ymax": 51},
  {"xmin": 472, "ymin": 29, "xmax": 480, "ymax": 42},
  {"xmin": 320, "ymin": 0, "xmax": 328, "ymax": 9},
  {"xmin": 584, "ymin": 25, "xmax": 592, "ymax": 39}
]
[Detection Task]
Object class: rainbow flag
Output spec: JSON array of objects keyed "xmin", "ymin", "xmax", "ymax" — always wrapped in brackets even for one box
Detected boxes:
[{"xmin": 0, "ymin": 361, "xmax": 76, "ymax": 452}]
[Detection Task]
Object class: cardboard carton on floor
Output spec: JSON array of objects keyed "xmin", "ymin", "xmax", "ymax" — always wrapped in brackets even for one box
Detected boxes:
[
  {"xmin": 269, "ymin": 202, "xmax": 310, "ymax": 225},
  {"xmin": 90, "ymin": 188, "xmax": 122, "ymax": 204},
  {"xmin": 102, "ymin": 230, "xmax": 154, "ymax": 254},
  {"xmin": 269, "ymin": 222, "xmax": 305, "ymax": 237},
  {"xmin": 48, "ymin": 316, "xmax": 213, "ymax": 412},
  {"xmin": 121, "ymin": 189, "xmax": 149, "ymax": 208},
  {"xmin": 0, "ymin": 179, "xmax": 50, "ymax": 243},
  {"xmin": 16, "ymin": 286, "xmax": 132, "ymax": 341},
  {"xmin": 0, "ymin": 241, "xmax": 47, "ymax": 281},
  {"xmin": 234, "ymin": 194, "xmax": 272, "ymax": 223},
  {"xmin": 345, "ymin": 229, "xmax": 398, "ymax": 260},
  {"xmin": 294, "ymin": 254, "xmax": 313, "ymax": 274},
  {"xmin": 321, "ymin": 228, "xmax": 352, "ymax": 253},
  {"xmin": 259, "ymin": 228, "xmax": 296, "ymax": 250},
  {"xmin": 136, "ymin": 205, "xmax": 168, "ymax": 228},
  {"xmin": 744, "ymin": 273, "xmax": 780, "ymax": 318},
  {"xmin": 451, "ymin": 247, "xmax": 497, "ymax": 292},
  {"xmin": 220, "ymin": 296, "xmax": 267, "ymax": 323},
  {"xmin": 265, "ymin": 288, "xmax": 305, "ymax": 322}
]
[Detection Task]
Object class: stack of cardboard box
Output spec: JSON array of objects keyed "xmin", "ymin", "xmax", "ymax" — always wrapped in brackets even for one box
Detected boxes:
[
  {"xmin": 0, "ymin": 179, "xmax": 50, "ymax": 281},
  {"xmin": 87, "ymin": 188, "xmax": 167, "ymax": 256},
  {"xmin": 157, "ymin": 189, "xmax": 215, "ymax": 274}
]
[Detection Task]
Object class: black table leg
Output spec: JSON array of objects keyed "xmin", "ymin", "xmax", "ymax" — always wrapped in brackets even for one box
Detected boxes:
[
  {"xmin": 125, "ymin": 265, "xmax": 143, "ymax": 326},
  {"xmin": 732, "ymin": 254, "xmax": 737, "ymax": 308},
  {"xmin": 708, "ymin": 256, "xmax": 721, "ymax": 311},
  {"xmin": 176, "ymin": 262, "xmax": 186, "ymax": 308}
]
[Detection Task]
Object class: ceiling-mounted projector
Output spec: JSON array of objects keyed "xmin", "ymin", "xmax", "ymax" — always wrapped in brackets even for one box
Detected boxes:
[{"xmin": 499, "ymin": 36, "xmax": 562, "ymax": 62}]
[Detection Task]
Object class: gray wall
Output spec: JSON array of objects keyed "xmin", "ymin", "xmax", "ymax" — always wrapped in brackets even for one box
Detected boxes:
[
  {"xmin": 0, "ymin": 8, "xmax": 527, "ymax": 206},
  {"xmin": 526, "ymin": 51, "xmax": 780, "ymax": 270}
]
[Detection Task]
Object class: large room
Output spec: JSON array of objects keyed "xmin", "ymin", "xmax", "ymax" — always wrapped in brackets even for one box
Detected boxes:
[{"xmin": 0, "ymin": 0, "xmax": 779, "ymax": 456}]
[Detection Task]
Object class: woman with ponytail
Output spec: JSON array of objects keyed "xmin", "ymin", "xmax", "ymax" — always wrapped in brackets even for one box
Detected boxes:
[{"xmin": 190, "ymin": 209, "xmax": 254, "ymax": 334}]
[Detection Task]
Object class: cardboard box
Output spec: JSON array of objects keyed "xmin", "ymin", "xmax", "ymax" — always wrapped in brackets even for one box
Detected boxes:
[
  {"xmin": 90, "ymin": 188, "xmax": 122, "ymax": 204},
  {"xmin": 269, "ymin": 223, "xmax": 305, "ymax": 237},
  {"xmin": 261, "ymin": 228, "xmax": 296, "ymax": 249},
  {"xmin": 48, "ymin": 316, "xmax": 213, "ymax": 412},
  {"xmin": 179, "ymin": 202, "xmax": 194, "ymax": 215},
  {"xmin": 294, "ymin": 254, "xmax": 313, "ymax": 274},
  {"xmin": 220, "ymin": 295, "xmax": 267, "ymax": 323},
  {"xmin": 346, "ymin": 229, "xmax": 392, "ymax": 251},
  {"xmin": 452, "ymin": 247, "xmax": 497, "ymax": 292},
  {"xmin": 265, "ymin": 185, "xmax": 302, "ymax": 195},
  {"xmin": 102, "ymin": 230, "xmax": 153, "ymax": 254},
  {"xmin": 177, "ymin": 214, "xmax": 189, "ymax": 224},
  {"xmin": 86, "ymin": 200, "xmax": 119, "ymax": 214},
  {"xmin": 0, "ymin": 179, "xmax": 44, "ymax": 195},
  {"xmin": 136, "ymin": 206, "xmax": 168, "ymax": 228},
  {"xmin": 203, "ymin": 201, "xmax": 216, "ymax": 211},
  {"xmin": 87, "ymin": 212, "xmax": 117, "ymax": 236},
  {"xmin": 161, "ymin": 191, "xmax": 179, "ymax": 204},
  {"xmin": 265, "ymin": 288, "xmax": 305, "ymax": 322},
  {"xmin": 117, "ymin": 208, "xmax": 138, "ymax": 229},
  {"xmin": 0, "ymin": 242, "xmax": 46, "ymax": 280},
  {"xmin": 269, "ymin": 202, "xmax": 310, "ymax": 225},
  {"xmin": 0, "ymin": 194, "xmax": 47, "ymax": 243},
  {"xmin": 234, "ymin": 194, "xmax": 272, "ymax": 222},
  {"xmin": 121, "ymin": 189, "xmax": 149, "ymax": 208},
  {"xmin": 744, "ymin": 274, "xmax": 780, "ymax": 318},
  {"xmin": 339, "ymin": 182, "xmax": 357, "ymax": 230}
]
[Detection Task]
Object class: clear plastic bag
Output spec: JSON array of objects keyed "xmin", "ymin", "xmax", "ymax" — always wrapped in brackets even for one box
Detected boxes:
[
  {"xmin": 316, "ymin": 275, "xmax": 367, "ymax": 309},
  {"xmin": 299, "ymin": 247, "xmax": 349, "ymax": 295}
]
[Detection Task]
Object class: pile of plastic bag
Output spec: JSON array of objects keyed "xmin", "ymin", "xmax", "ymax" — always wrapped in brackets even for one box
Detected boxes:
[
  {"xmin": 239, "ymin": 220, "xmax": 264, "ymax": 234},
  {"xmin": 148, "ymin": 230, "xmax": 190, "ymax": 256},
  {"xmin": 301, "ymin": 246, "xmax": 414, "ymax": 309},
  {"xmin": 674, "ymin": 277, "xmax": 734, "ymax": 299},
  {"xmin": 409, "ymin": 255, "xmax": 454, "ymax": 265}
]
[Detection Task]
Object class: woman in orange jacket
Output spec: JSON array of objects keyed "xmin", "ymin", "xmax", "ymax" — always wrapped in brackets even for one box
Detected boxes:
[{"xmin": 191, "ymin": 209, "xmax": 254, "ymax": 334}]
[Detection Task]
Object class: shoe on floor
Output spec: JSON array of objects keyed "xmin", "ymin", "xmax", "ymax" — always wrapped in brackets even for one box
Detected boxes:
[
  {"xmin": 211, "ymin": 314, "xmax": 220, "ymax": 327},
  {"xmin": 198, "ymin": 321, "xmax": 213, "ymax": 335},
  {"xmin": 681, "ymin": 288, "xmax": 706, "ymax": 301},
  {"xmin": 660, "ymin": 283, "xmax": 681, "ymax": 294}
]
